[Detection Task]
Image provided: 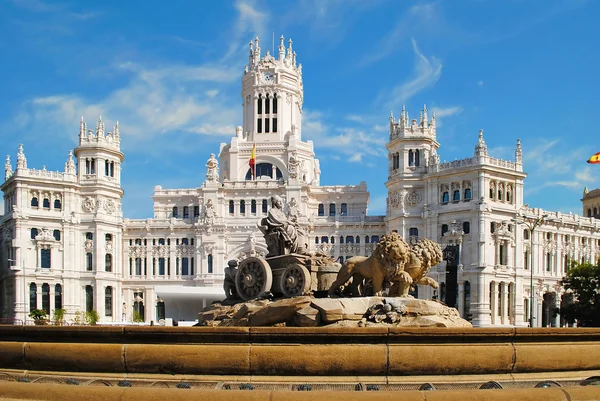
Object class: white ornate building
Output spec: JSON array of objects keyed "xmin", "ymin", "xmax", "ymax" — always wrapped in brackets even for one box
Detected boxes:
[{"xmin": 1, "ymin": 36, "xmax": 599, "ymax": 326}]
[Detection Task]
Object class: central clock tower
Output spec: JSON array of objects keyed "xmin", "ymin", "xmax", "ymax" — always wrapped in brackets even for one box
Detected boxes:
[{"xmin": 241, "ymin": 36, "xmax": 304, "ymax": 142}]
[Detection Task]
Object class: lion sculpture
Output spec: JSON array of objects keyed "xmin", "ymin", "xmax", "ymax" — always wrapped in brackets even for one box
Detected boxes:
[
  {"xmin": 388, "ymin": 238, "xmax": 443, "ymax": 297},
  {"xmin": 327, "ymin": 233, "xmax": 443, "ymax": 298}
]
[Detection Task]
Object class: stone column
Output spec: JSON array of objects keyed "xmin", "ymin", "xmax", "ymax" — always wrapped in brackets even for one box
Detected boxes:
[
  {"xmin": 458, "ymin": 281, "xmax": 465, "ymax": 317},
  {"xmin": 501, "ymin": 282, "xmax": 509, "ymax": 325},
  {"xmin": 168, "ymin": 236, "xmax": 176, "ymax": 280},
  {"xmin": 491, "ymin": 282, "xmax": 498, "ymax": 325}
]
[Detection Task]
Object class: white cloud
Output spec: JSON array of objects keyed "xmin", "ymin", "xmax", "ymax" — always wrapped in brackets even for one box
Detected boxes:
[
  {"xmin": 223, "ymin": 0, "xmax": 269, "ymax": 61},
  {"xmin": 17, "ymin": 59, "xmax": 243, "ymax": 151},
  {"xmin": 383, "ymin": 38, "xmax": 442, "ymax": 110},
  {"xmin": 361, "ymin": 2, "xmax": 440, "ymax": 66},
  {"xmin": 348, "ymin": 153, "xmax": 363, "ymax": 163},
  {"xmin": 431, "ymin": 106, "xmax": 463, "ymax": 118}
]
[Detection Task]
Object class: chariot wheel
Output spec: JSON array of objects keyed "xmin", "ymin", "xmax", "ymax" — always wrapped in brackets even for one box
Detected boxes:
[
  {"xmin": 280, "ymin": 264, "xmax": 311, "ymax": 297},
  {"xmin": 235, "ymin": 257, "xmax": 273, "ymax": 301}
]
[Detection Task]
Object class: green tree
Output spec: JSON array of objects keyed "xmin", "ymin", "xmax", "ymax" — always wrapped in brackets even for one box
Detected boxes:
[
  {"xmin": 29, "ymin": 309, "xmax": 48, "ymax": 325},
  {"xmin": 52, "ymin": 308, "xmax": 66, "ymax": 325},
  {"xmin": 559, "ymin": 262, "xmax": 600, "ymax": 327},
  {"xmin": 85, "ymin": 310, "xmax": 100, "ymax": 325}
]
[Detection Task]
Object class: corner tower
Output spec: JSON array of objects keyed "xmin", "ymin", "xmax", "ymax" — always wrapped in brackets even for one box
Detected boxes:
[
  {"xmin": 241, "ymin": 36, "xmax": 303, "ymax": 142},
  {"xmin": 385, "ymin": 105, "xmax": 439, "ymax": 235}
]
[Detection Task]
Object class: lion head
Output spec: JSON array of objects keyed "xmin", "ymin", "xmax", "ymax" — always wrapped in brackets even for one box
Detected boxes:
[{"xmin": 374, "ymin": 233, "xmax": 410, "ymax": 273}]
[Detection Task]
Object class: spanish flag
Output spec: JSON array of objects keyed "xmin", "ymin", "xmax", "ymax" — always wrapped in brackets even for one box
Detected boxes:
[
  {"xmin": 587, "ymin": 152, "xmax": 600, "ymax": 164},
  {"xmin": 249, "ymin": 143, "xmax": 256, "ymax": 178}
]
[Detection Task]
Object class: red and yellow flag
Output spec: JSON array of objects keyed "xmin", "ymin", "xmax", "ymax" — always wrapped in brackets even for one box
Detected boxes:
[
  {"xmin": 249, "ymin": 143, "xmax": 256, "ymax": 177},
  {"xmin": 587, "ymin": 152, "xmax": 600, "ymax": 164}
]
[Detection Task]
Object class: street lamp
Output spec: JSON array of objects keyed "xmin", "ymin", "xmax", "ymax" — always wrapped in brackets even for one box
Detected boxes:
[
  {"xmin": 7, "ymin": 258, "xmax": 26, "ymax": 322},
  {"xmin": 512, "ymin": 212, "xmax": 548, "ymax": 327}
]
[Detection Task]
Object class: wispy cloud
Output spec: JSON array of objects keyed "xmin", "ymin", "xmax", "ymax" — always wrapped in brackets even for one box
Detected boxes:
[
  {"xmin": 361, "ymin": 2, "xmax": 441, "ymax": 67},
  {"xmin": 381, "ymin": 38, "xmax": 442, "ymax": 111},
  {"xmin": 222, "ymin": 0, "xmax": 269, "ymax": 61},
  {"xmin": 15, "ymin": 60, "xmax": 242, "ymax": 152}
]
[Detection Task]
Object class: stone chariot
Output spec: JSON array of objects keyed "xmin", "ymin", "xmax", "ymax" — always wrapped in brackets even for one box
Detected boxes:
[{"xmin": 231, "ymin": 195, "xmax": 340, "ymax": 301}]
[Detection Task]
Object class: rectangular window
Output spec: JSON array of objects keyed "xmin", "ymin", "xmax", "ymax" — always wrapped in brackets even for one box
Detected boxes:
[
  {"xmin": 193, "ymin": 206, "xmax": 200, "ymax": 217},
  {"xmin": 272, "ymin": 118, "xmax": 277, "ymax": 133},
  {"xmin": 86, "ymin": 252, "xmax": 93, "ymax": 271},
  {"xmin": 105, "ymin": 287, "xmax": 113, "ymax": 317},
  {"xmin": 183, "ymin": 206, "xmax": 189, "ymax": 218},
  {"xmin": 158, "ymin": 258, "xmax": 165, "ymax": 275},
  {"xmin": 257, "ymin": 118, "xmax": 262, "ymax": 133},
  {"xmin": 262, "ymin": 199, "xmax": 268, "ymax": 213},
  {"xmin": 251, "ymin": 200, "xmax": 257, "ymax": 214},
  {"xmin": 135, "ymin": 258, "xmax": 142, "ymax": 275},
  {"xmin": 272, "ymin": 96, "xmax": 277, "ymax": 113},
  {"xmin": 41, "ymin": 249, "xmax": 51, "ymax": 269},
  {"xmin": 265, "ymin": 118, "xmax": 270, "ymax": 133},
  {"xmin": 265, "ymin": 97, "xmax": 270, "ymax": 114},
  {"xmin": 329, "ymin": 203, "xmax": 336, "ymax": 217},
  {"xmin": 182, "ymin": 258, "xmax": 189, "ymax": 276},
  {"xmin": 258, "ymin": 97, "xmax": 262, "ymax": 114}
]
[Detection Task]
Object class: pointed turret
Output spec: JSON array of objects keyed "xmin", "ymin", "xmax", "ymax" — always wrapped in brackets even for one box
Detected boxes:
[
  {"xmin": 96, "ymin": 115, "xmax": 105, "ymax": 137},
  {"xmin": 422, "ymin": 104, "xmax": 428, "ymax": 128},
  {"xmin": 248, "ymin": 40, "xmax": 254, "ymax": 67},
  {"xmin": 474, "ymin": 129, "xmax": 488, "ymax": 157},
  {"xmin": 431, "ymin": 111, "xmax": 436, "ymax": 128},
  {"xmin": 254, "ymin": 36, "xmax": 261, "ymax": 63},
  {"xmin": 16, "ymin": 144, "xmax": 27, "ymax": 169},
  {"xmin": 399, "ymin": 105, "xmax": 407, "ymax": 128},
  {"xmin": 5, "ymin": 155, "xmax": 13, "ymax": 180},
  {"xmin": 114, "ymin": 121, "xmax": 120, "ymax": 141},
  {"xmin": 515, "ymin": 138, "xmax": 522, "ymax": 165},
  {"xmin": 584, "ymin": 186, "xmax": 589, "ymax": 196},
  {"xmin": 79, "ymin": 116, "xmax": 87, "ymax": 139},
  {"xmin": 287, "ymin": 38, "xmax": 293, "ymax": 58},
  {"xmin": 278, "ymin": 35, "xmax": 285, "ymax": 60},
  {"xmin": 64, "ymin": 150, "xmax": 76, "ymax": 175},
  {"xmin": 389, "ymin": 111, "xmax": 395, "ymax": 125}
]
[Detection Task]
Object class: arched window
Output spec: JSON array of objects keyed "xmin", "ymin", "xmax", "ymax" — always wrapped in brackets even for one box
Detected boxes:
[
  {"xmin": 229, "ymin": 200, "xmax": 234, "ymax": 214},
  {"xmin": 453, "ymin": 190, "xmax": 460, "ymax": 202},
  {"xmin": 245, "ymin": 163, "xmax": 283, "ymax": 180},
  {"xmin": 331, "ymin": 236, "xmax": 335, "ymax": 244},
  {"xmin": 371, "ymin": 235, "xmax": 379, "ymax": 243},
  {"xmin": 31, "ymin": 197, "xmax": 39, "ymax": 207},
  {"xmin": 329, "ymin": 203, "xmax": 336, "ymax": 217},
  {"xmin": 415, "ymin": 149, "xmax": 420, "ymax": 167},
  {"xmin": 251, "ymin": 199, "xmax": 257, "ymax": 214},
  {"xmin": 105, "ymin": 234, "xmax": 112, "ymax": 242},
  {"xmin": 463, "ymin": 221, "xmax": 470, "ymax": 234},
  {"xmin": 318, "ymin": 204, "xmax": 324, "ymax": 216},
  {"xmin": 441, "ymin": 224, "xmax": 448, "ymax": 236},
  {"xmin": 41, "ymin": 249, "xmax": 51, "ymax": 269},
  {"xmin": 340, "ymin": 203, "xmax": 348, "ymax": 216},
  {"xmin": 489, "ymin": 186, "xmax": 495, "ymax": 199},
  {"xmin": 54, "ymin": 199, "xmax": 62, "ymax": 210},
  {"xmin": 42, "ymin": 283, "xmax": 50, "ymax": 315},
  {"xmin": 524, "ymin": 229, "xmax": 530, "ymax": 240},
  {"xmin": 194, "ymin": 206, "xmax": 200, "ymax": 217},
  {"xmin": 105, "ymin": 287, "xmax": 113, "ymax": 317},
  {"xmin": 207, "ymin": 254, "xmax": 213, "ymax": 274},
  {"xmin": 339, "ymin": 236, "xmax": 344, "ymax": 244},
  {"xmin": 30, "ymin": 228, "xmax": 38, "ymax": 240},
  {"xmin": 346, "ymin": 236, "xmax": 354, "ymax": 244},
  {"xmin": 86, "ymin": 252, "xmax": 93, "ymax": 271},
  {"xmin": 497, "ymin": 188, "xmax": 503, "ymax": 201},
  {"xmin": 86, "ymin": 232, "xmax": 93, "ymax": 240},
  {"xmin": 594, "ymin": 207, "xmax": 599, "ymax": 216},
  {"xmin": 442, "ymin": 192, "xmax": 449, "ymax": 203},
  {"xmin": 85, "ymin": 285, "xmax": 94, "ymax": 313},
  {"xmin": 464, "ymin": 188, "xmax": 472, "ymax": 200},
  {"xmin": 183, "ymin": 206, "xmax": 189, "ymax": 218},
  {"xmin": 315, "ymin": 237, "xmax": 319, "ymax": 244},
  {"xmin": 105, "ymin": 254, "xmax": 112, "ymax": 272},
  {"xmin": 172, "ymin": 206, "xmax": 179, "ymax": 218},
  {"xmin": 156, "ymin": 298, "xmax": 166, "ymax": 321},
  {"xmin": 43, "ymin": 198, "xmax": 50, "ymax": 209},
  {"xmin": 321, "ymin": 236, "xmax": 329, "ymax": 244},
  {"xmin": 506, "ymin": 190, "xmax": 512, "ymax": 203},
  {"xmin": 409, "ymin": 227, "xmax": 419, "ymax": 237},
  {"xmin": 29, "ymin": 283, "xmax": 37, "ymax": 312},
  {"xmin": 491, "ymin": 222, "xmax": 496, "ymax": 233},
  {"xmin": 408, "ymin": 149, "xmax": 414, "ymax": 167},
  {"xmin": 240, "ymin": 200, "xmax": 246, "ymax": 214},
  {"xmin": 55, "ymin": 284, "xmax": 62, "ymax": 310},
  {"xmin": 53, "ymin": 230, "xmax": 61, "ymax": 241}
]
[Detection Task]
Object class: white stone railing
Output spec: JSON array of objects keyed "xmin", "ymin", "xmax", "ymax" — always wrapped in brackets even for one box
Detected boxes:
[
  {"xmin": 438, "ymin": 158, "xmax": 474, "ymax": 171},
  {"xmin": 11, "ymin": 168, "xmax": 76, "ymax": 182},
  {"xmin": 487, "ymin": 156, "xmax": 516, "ymax": 170}
]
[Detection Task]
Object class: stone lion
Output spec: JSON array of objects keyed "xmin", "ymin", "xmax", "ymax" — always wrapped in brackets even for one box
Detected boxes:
[
  {"xmin": 388, "ymin": 238, "xmax": 443, "ymax": 297},
  {"xmin": 327, "ymin": 232, "xmax": 411, "ymax": 297}
]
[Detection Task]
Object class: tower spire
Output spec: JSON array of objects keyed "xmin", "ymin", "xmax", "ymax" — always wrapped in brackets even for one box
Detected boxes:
[
  {"xmin": 79, "ymin": 116, "xmax": 86, "ymax": 139},
  {"xmin": 16, "ymin": 144, "xmax": 27, "ymax": 169},
  {"xmin": 5, "ymin": 155, "xmax": 13, "ymax": 180},
  {"xmin": 422, "ymin": 104, "xmax": 428, "ymax": 128},
  {"xmin": 278, "ymin": 35, "xmax": 285, "ymax": 60},
  {"xmin": 96, "ymin": 115, "xmax": 105, "ymax": 137}
]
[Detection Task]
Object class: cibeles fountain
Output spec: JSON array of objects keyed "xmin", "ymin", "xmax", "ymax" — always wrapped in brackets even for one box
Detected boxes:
[{"xmin": 198, "ymin": 195, "xmax": 471, "ymax": 328}]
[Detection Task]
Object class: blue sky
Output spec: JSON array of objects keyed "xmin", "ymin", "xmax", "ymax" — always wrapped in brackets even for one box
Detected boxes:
[{"xmin": 1, "ymin": 0, "xmax": 599, "ymax": 219}]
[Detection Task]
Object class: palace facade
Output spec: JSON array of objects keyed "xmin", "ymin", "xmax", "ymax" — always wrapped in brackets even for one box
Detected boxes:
[{"xmin": 1, "ymin": 37, "xmax": 599, "ymax": 327}]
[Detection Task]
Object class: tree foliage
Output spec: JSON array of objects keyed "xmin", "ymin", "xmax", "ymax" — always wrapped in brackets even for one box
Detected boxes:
[{"xmin": 559, "ymin": 262, "xmax": 600, "ymax": 327}]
